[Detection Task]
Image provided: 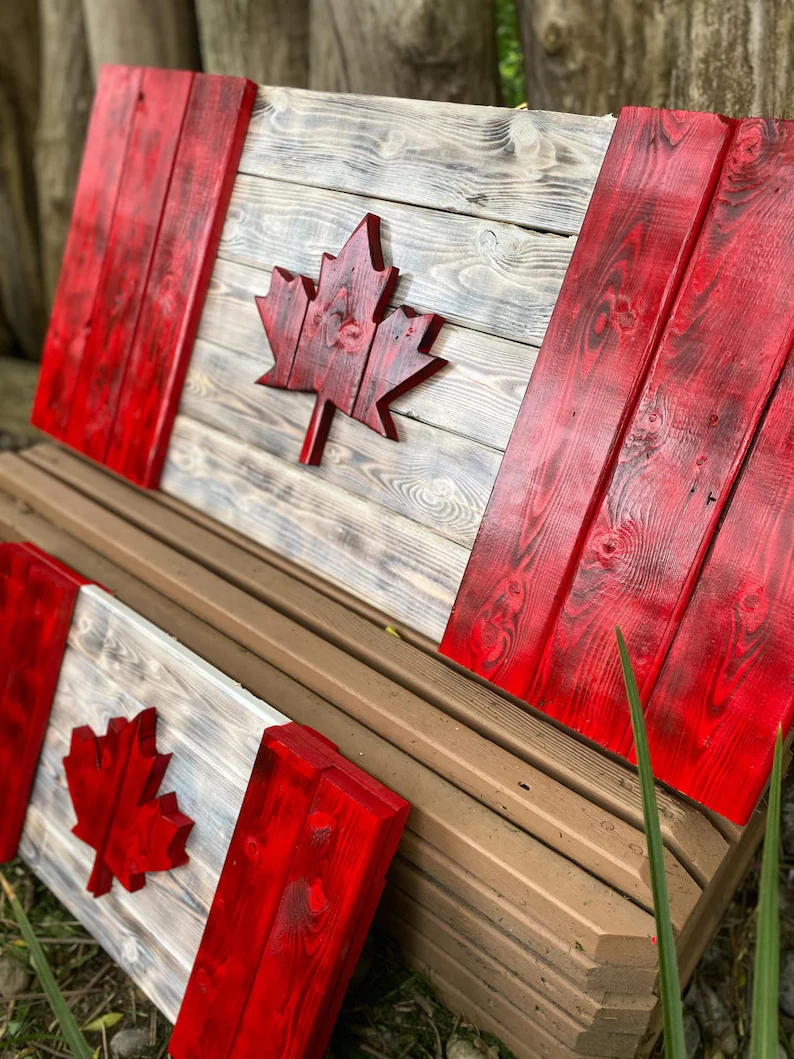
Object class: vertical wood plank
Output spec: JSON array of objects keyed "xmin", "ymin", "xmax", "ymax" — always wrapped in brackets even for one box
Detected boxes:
[
  {"xmin": 65, "ymin": 67, "xmax": 194, "ymax": 462},
  {"xmin": 0, "ymin": 545, "xmax": 87, "ymax": 861},
  {"xmin": 167, "ymin": 724, "xmax": 320, "ymax": 1059},
  {"xmin": 530, "ymin": 119, "xmax": 794, "ymax": 756},
  {"xmin": 229, "ymin": 767, "xmax": 392, "ymax": 1059},
  {"xmin": 31, "ymin": 65, "xmax": 142, "ymax": 439},
  {"xmin": 439, "ymin": 108, "xmax": 734, "ymax": 695},
  {"xmin": 641, "ymin": 350, "xmax": 794, "ymax": 823},
  {"xmin": 105, "ymin": 74, "xmax": 257, "ymax": 488}
]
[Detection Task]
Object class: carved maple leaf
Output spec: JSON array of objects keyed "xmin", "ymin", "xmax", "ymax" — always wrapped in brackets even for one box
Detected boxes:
[
  {"xmin": 255, "ymin": 213, "xmax": 446, "ymax": 465},
  {"xmin": 64, "ymin": 707, "xmax": 193, "ymax": 898}
]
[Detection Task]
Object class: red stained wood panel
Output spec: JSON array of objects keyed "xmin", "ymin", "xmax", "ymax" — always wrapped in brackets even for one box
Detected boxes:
[
  {"xmin": 229, "ymin": 769, "xmax": 392, "ymax": 1059},
  {"xmin": 105, "ymin": 74, "xmax": 257, "ymax": 488},
  {"xmin": 168, "ymin": 726, "xmax": 322, "ymax": 1059},
  {"xmin": 531, "ymin": 118, "xmax": 794, "ymax": 757},
  {"xmin": 65, "ymin": 67, "xmax": 194, "ymax": 463},
  {"xmin": 170, "ymin": 721, "xmax": 408, "ymax": 1059},
  {"xmin": 641, "ymin": 350, "xmax": 794, "ymax": 823},
  {"xmin": 0, "ymin": 544, "xmax": 88, "ymax": 862},
  {"xmin": 31, "ymin": 65, "xmax": 142, "ymax": 439},
  {"xmin": 440, "ymin": 107, "xmax": 734, "ymax": 694}
]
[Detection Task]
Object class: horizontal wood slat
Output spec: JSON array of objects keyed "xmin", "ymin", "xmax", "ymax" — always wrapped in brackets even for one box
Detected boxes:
[
  {"xmin": 240, "ymin": 88, "xmax": 615, "ymax": 236},
  {"xmin": 162, "ymin": 414, "xmax": 467, "ymax": 639},
  {"xmin": 219, "ymin": 175, "xmax": 575, "ymax": 347},
  {"xmin": 16, "ymin": 443, "xmax": 734, "ymax": 888},
  {"xmin": 182, "ymin": 338, "xmax": 501, "ymax": 549},
  {"xmin": 386, "ymin": 874, "xmax": 655, "ymax": 1035},
  {"xmin": 196, "ymin": 258, "xmax": 535, "ymax": 452}
]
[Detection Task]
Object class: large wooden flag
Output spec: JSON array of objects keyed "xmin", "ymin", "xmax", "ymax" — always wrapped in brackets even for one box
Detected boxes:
[
  {"xmin": 30, "ymin": 69, "xmax": 794, "ymax": 824},
  {"xmin": 0, "ymin": 542, "xmax": 408, "ymax": 1059}
]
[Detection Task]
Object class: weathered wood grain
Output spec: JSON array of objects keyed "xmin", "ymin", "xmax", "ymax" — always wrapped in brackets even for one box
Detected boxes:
[
  {"xmin": 181, "ymin": 338, "xmax": 501, "ymax": 549},
  {"xmin": 642, "ymin": 346, "xmax": 794, "ymax": 823},
  {"xmin": 0, "ymin": 544, "xmax": 85, "ymax": 861},
  {"xmin": 161, "ymin": 415, "xmax": 468, "ymax": 640},
  {"xmin": 20, "ymin": 804, "xmax": 189, "ymax": 1023},
  {"xmin": 32, "ymin": 65, "xmax": 142, "ymax": 439},
  {"xmin": 70, "ymin": 586, "xmax": 288, "ymax": 765},
  {"xmin": 105, "ymin": 74, "xmax": 256, "ymax": 488},
  {"xmin": 196, "ymin": 257, "xmax": 535, "ymax": 451},
  {"xmin": 66, "ymin": 68, "xmax": 194, "ymax": 462},
  {"xmin": 531, "ymin": 118, "xmax": 794, "ymax": 762},
  {"xmin": 218, "ymin": 175, "xmax": 575, "ymax": 347},
  {"xmin": 387, "ymin": 860, "xmax": 656, "ymax": 1028},
  {"xmin": 440, "ymin": 107, "xmax": 734, "ymax": 695},
  {"xmin": 240, "ymin": 87, "xmax": 615, "ymax": 236}
]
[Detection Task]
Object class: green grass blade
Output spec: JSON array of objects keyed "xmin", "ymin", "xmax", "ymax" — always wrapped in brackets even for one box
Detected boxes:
[
  {"xmin": 750, "ymin": 727, "xmax": 783, "ymax": 1059},
  {"xmin": 616, "ymin": 628, "xmax": 686, "ymax": 1059},
  {"xmin": 0, "ymin": 870, "xmax": 93, "ymax": 1059}
]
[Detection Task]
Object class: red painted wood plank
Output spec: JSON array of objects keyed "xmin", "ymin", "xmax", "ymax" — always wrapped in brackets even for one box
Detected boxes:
[
  {"xmin": 168, "ymin": 725, "xmax": 321, "ymax": 1059},
  {"xmin": 641, "ymin": 349, "xmax": 794, "ymax": 823},
  {"xmin": 171, "ymin": 721, "xmax": 408, "ymax": 1059},
  {"xmin": 105, "ymin": 74, "xmax": 257, "ymax": 488},
  {"xmin": 64, "ymin": 708, "xmax": 193, "ymax": 897},
  {"xmin": 0, "ymin": 544, "xmax": 87, "ymax": 862},
  {"xmin": 229, "ymin": 768, "xmax": 393, "ymax": 1059},
  {"xmin": 31, "ymin": 65, "xmax": 142, "ymax": 440},
  {"xmin": 530, "ymin": 118, "xmax": 794, "ymax": 758},
  {"xmin": 65, "ymin": 67, "xmax": 194, "ymax": 463},
  {"xmin": 439, "ymin": 107, "xmax": 734, "ymax": 694}
]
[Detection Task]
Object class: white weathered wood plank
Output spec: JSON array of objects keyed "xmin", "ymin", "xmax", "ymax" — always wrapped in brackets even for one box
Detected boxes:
[
  {"xmin": 241, "ymin": 87, "xmax": 615, "ymax": 236},
  {"xmin": 20, "ymin": 806, "xmax": 188, "ymax": 1024},
  {"xmin": 182, "ymin": 338, "xmax": 501, "ymax": 549},
  {"xmin": 161, "ymin": 415, "xmax": 468, "ymax": 641},
  {"xmin": 69, "ymin": 585, "xmax": 288, "ymax": 771},
  {"xmin": 196, "ymin": 257, "xmax": 535, "ymax": 452},
  {"xmin": 219, "ymin": 175, "xmax": 575, "ymax": 346}
]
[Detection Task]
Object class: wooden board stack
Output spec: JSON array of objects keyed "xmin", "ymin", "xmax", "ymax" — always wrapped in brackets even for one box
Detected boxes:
[{"xmin": 6, "ymin": 67, "xmax": 791, "ymax": 1057}]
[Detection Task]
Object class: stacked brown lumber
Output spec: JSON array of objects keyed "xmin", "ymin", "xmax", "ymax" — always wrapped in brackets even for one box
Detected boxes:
[{"xmin": 0, "ymin": 445, "xmax": 762, "ymax": 1059}]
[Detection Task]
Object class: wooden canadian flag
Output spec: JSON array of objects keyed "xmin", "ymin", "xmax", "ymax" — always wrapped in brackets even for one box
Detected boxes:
[
  {"xmin": 28, "ymin": 64, "xmax": 794, "ymax": 829},
  {"xmin": 0, "ymin": 542, "xmax": 408, "ymax": 1059}
]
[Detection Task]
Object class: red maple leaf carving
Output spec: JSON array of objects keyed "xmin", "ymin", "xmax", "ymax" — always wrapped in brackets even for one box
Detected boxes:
[
  {"xmin": 64, "ymin": 707, "xmax": 193, "ymax": 898},
  {"xmin": 255, "ymin": 213, "xmax": 447, "ymax": 465}
]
